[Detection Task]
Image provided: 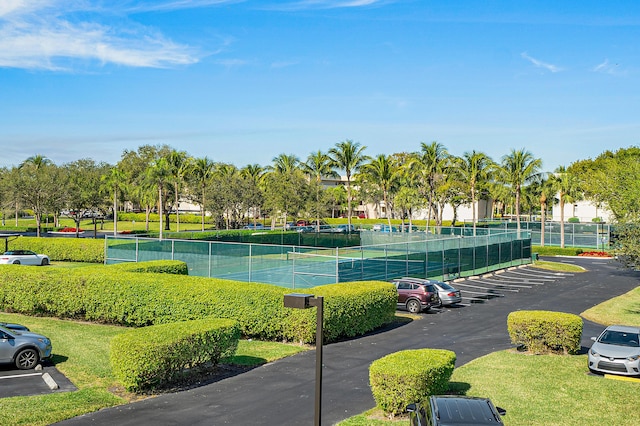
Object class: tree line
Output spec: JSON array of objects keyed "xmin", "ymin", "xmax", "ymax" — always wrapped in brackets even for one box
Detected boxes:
[{"xmin": 1, "ymin": 141, "xmax": 638, "ymax": 254}]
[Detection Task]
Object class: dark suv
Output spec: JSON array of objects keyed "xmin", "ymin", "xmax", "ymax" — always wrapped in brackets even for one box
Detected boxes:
[
  {"xmin": 407, "ymin": 396, "xmax": 506, "ymax": 425},
  {"xmin": 391, "ymin": 278, "xmax": 440, "ymax": 313}
]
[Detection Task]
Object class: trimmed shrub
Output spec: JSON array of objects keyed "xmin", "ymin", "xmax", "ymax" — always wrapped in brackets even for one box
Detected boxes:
[
  {"xmin": 568, "ymin": 217, "xmax": 580, "ymax": 223},
  {"xmin": 9, "ymin": 236, "xmax": 104, "ymax": 263},
  {"xmin": 0, "ymin": 265, "xmax": 396, "ymax": 343},
  {"xmin": 110, "ymin": 317, "xmax": 240, "ymax": 392},
  {"xmin": 507, "ymin": 310, "xmax": 583, "ymax": 354},
  {"xmin": 105, "ymin": 260, "xmax": 188, "ymax": 275},
  {"xmin": 369, "ymin": 349, "xmax": 456, "ymax": 417}
]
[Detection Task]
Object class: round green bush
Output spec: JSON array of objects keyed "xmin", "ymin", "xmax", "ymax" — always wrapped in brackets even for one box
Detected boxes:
[
  {"xmin": 507, "ymin": 310, "xmax": 583, "ymax": 354},
  {"xmin": 369, "ymin": 349, "xmax": 456, "ymax": 417}
]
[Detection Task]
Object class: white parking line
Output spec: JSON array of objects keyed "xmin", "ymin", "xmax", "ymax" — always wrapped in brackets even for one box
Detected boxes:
[{"xmin": 0, "ymin": 372, "xmax": 42, "ymax": 380}]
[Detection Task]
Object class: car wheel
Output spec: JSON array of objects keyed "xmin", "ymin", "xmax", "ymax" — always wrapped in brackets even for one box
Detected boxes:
[
  {"xmin": 12, "ymin": 260, "xmax": 20, "ymax": 265},
  {"xmin": 41, "ymin": 258, "xmax": 49, "ymax": 266},
  {"xmin": 406, "ymin": 299, "xmax": 422, "ymax": 314},
  {"xmin": 15, "ymin": 348, "xmax": 39, "ymax": 370}
]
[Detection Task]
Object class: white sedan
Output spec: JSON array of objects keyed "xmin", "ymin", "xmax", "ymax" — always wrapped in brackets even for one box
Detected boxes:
[{"xmin": 0, "ymin": 250, "xmax": 50, "ymax": 266}]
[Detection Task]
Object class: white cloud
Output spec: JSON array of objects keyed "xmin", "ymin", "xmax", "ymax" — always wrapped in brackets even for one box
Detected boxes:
[
  {"xmin": 0, "ymin": 1, "xmax": 231, "ymax": 71},
  {"xmin": 593, "ymin": 59, "xmax": 624, "ymax": 75},
  {"xmin": 520, "ymin": 52, "xmax": 563, "ymax": 73},
  {"xmin": 260, "ymin": 0, "xmax": 392, "ymax": 11}
]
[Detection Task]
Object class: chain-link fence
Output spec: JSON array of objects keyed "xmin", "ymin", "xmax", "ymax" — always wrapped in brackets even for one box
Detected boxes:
[{"xmin": 105, "ymin": 230, "xmax": 531, "ymax": 289}]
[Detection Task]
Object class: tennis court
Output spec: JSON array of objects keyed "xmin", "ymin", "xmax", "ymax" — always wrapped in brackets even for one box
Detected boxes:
[{"xmin": 105, "ymin": 231, "xmax": 531, "ymax": 288}]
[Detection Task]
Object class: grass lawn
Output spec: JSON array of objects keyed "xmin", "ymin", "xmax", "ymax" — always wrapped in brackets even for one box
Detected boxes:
[
  {"xmin": 531, "ymin": 260, "xmax": 586, "ymax": 273},
  {"xmin": 0, "ymin": 312, "xmax": 307, "ymax": 426},
  {"xmin": 582, "ymin": 285, "xmax": 640, "ymax": 327},
  {"xmin": 339, "ymin": 259, "xmax": 640, "ymax": 425},
  {"xmin": 339, "ymin": 351, "xmax": 640, "ymax": 426}
]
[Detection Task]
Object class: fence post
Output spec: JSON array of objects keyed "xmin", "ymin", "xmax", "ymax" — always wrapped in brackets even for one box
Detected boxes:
[{"xmin": 249, "ymin": 243, "xmax": 253, "ymax": 283}]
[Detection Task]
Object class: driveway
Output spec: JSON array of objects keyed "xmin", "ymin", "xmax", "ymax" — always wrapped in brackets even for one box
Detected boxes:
[{"xmin": 56, "ymin": 257, "xmax": 639, "ymax": 425}]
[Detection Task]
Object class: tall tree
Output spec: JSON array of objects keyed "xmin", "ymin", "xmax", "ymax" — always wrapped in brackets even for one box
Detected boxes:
[
  {"xmin": 240, "ymin": 164, "xmax": 266, "ymax": 226},
  {"xmin": 455, "ymin": 151, "xmax": 494, "ymax": 235},
  {"xmin": 64, "ymin": 159, "xmax": 110, "ymax": 237},
  {"xmin": 145, "ymin": 157, "xmax": 172, "ymax": 239},
  {"xmin": 18, "ymin": 155, "xmax": 55, "ymax": 237},
  {"xmin": 360, "ymin": 154, "xmax": 400, "ymax": 229},
  {"xmin": 101, "ymin": 166, "xmax": 128, "ymax": 236},
  {"xmin": 408, "ymin": 142, "xmax": 449, "ymax": 227},
  {"xmin": 190, "ymin": 157, "xmax": 216, "ymax": 231},
  {"xmin": 302, "ymin": 151, "xmax": 338, "ymax": 231},
  {"xmin": 329, "ymin": 140, "xmax": 368, "ymax": 228},
  {"xmin": 265, "ymin": 154, "xmax": 306, "ymax": 228},
  {"xmin": 166, "ymin": 150, "xmax": 191, "ymax": 232},
  {"xmin": 497, "ymin": 148, "xmax": 543, "ymax": 236},
  {"xmin": 551, "ymin": 166, "xmax": 583, "ymax": 248}
]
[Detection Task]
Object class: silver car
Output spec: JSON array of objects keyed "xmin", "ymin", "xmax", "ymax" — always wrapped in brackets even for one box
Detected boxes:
[
  {"xmin": 0, "ymin": 325, "xmax": 52, "ymax": 369},
  {"xmin": 430, "ymin": 280, "xmax": 462, "ymax": 306},
  {"xmin": 588, "ymin": 325, "xmax": 640, "ymax": 376}
]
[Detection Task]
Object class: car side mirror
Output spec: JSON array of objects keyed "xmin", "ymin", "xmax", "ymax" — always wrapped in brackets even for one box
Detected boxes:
[
  {"xmin": 591, "ymin": 337, "xmax": 597, "ymax": 342},
  {"xmin": 496, "ymin": 406, "xmax": 507, "ymax": 416}
]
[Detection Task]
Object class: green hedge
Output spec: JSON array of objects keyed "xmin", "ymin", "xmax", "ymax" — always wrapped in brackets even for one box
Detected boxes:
[
  {"xmin": 532, "ymin": 245, "xmax": 585, "ymax": 256},
  {"xmin": 507, "ymin": 310, "xmax": 583, "ymax": 355},
  {"xmin": 0, "ymin": 265, "xmax": 396, "ymax": 343},
  {"xmin": 9, "ymin": 236, "xmax": 104, "ymax": 263},
  {"xmin": 117, "ymin": 212, "xmax": 209, "ymax": 224},
  {"xmin": 369, "ymin": 349, "xmax": 456, "ymax": 416},
  {"xmin": 104, "ymin": 260, "xmax": 188, "ymax": 275},
  {"xmin": 110, "ymin": 317, "xmax": 240, "ymax": 392}
]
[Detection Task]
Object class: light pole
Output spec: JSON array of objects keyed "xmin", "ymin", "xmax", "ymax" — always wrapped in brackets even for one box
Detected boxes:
[{"xmin": 284, "ymin": 293, "xmax": 324, "ymax": 426}]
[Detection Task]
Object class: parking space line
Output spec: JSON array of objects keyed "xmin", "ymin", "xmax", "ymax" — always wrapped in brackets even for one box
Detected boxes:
[
  {"xmin": 0, "ymin": 372, "xmax": 42, "ymax": 380},
  {"xmin": 471, "ymin": 279, "xmax": 532, "ymax": 289},
  {"xmin": 455, "ymin": 281, "xmax": 519, "ymax": 292}
]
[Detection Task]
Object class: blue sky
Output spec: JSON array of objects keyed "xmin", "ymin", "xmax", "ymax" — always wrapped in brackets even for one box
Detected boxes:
[{"xmin": 0, "ymin": 0, "xmax": 638, "ymax": 172}]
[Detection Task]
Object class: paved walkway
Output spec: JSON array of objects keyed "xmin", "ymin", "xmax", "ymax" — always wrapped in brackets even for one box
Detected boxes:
[{"xmin": 56, "ymin": 257, "xmax": 639, "ymax": 425}]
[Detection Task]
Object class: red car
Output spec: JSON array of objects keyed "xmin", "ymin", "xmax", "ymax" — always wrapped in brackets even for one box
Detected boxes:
[{"xmin": 391, "ymin": 278, "xmax": 440, "ymax": 313}]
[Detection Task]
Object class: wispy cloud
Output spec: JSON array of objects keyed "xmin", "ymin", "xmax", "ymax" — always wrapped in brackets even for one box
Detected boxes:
[
  {"xmin": 520, "ymin": 52, "xmax": 563, "ymax": 73},
  {"xmin": 0, "ymin": 1, "xmax": 239, "ymax": 71},
  {"xmin": 593, "ymin": 59, "xmax": 625, "ymax": 76},
  {"xmin": 261, "ymin": 0, "xmax": 393, "ymax": 11}
]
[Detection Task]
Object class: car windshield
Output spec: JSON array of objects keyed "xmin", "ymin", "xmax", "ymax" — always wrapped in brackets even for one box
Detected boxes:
[{"xmin": 599, "ymin": 330, "xmax": 640, "ymax": 347}]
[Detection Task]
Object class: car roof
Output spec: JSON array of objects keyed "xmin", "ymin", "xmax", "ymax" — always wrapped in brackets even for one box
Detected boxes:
[
  {"xmin": 605, "ymin": 325, "xmax": 640, "ymax": 334},
  {"xmin": 430, "ymin": 396, "xmax": 503, "ymax": 425}
]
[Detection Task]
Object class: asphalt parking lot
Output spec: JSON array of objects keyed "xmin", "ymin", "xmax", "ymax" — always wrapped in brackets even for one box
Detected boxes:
[
  {"xmin": 0, "ymin": 364, "xmax": 76, "ymax": 398},
  {"xmin": 57, "ymin": 256, "xmax": 640, "ymax": 426}
]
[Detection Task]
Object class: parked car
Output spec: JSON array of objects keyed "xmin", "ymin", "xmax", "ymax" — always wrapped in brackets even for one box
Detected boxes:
[
  {"xmin": 588, "ymin": 324, "xmax": 640, "ymax": 376},
  {"xmin": 0, "ymin": 325, "xmax": 52, "ymax": 370},
  {"xmin": 407, "ymin": 396, "xmax": 506, "ymax": 426},
  {"xmin": 336, "ymin": 224, "xmax": 356, "ymax": 233},
  {"xmin": 242, "ymin": 223, "xmax": 265, "ymax": 230},
  {"xmin": 295, "ymin": 225, "xmax": 315, "ymax": 233},
  {"xmin": 0, "ymin": 322, "xmax": 30, "ymax": 331},
  {"xmin": 373, "ymin": 224, "xmax": 398, "ymax": 232},
  {"xmin": 391, "ymin": 277, "xmax": 440, "ymax": 313},
  {"xmin": 429, "ymin": 280, "xmax": 462, "ymax": 306},
  {"xmin": 399, "ymin": 224, "xmax": 419, "ymax": 233},
  {"xmin": 296, "ymin": 219, "xmax": 310, "ymax": 227},
  {"xmin": 0, "ymin": 250, "xmax": 50, "ymax": 266}
]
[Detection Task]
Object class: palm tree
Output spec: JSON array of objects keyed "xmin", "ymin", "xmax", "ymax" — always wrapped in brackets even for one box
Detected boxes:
[
  {"xmin": 145, "ymin": 157, "xmax": 172, "ymax": 239},
  {"xmin": 529, "ymin": 175, "xmax": 554, "ymax": 247},
  {"xmin": 266, "ymin": 154, "xmax": 304, "ymax": 227},
  {"xmin": 101, "ymin": 166, "xmax": 128, "ymax": 236},
  {"xmin": 455, "ymin": 151, "xmax": 494, "ymax": 235},
  {"xmin": 302, "ymin": 151, "xmax": 338, "ymax": 231},
  {"xmin": 166, "ymin": 150, "xmax": 191, "ymax": 232},
  {"xmin": 329, "ymin": 140, "xmax": 368, "ymax": 228},
  {"xmin": 360, "ymin": 154, "xmax": 400, "ymax": 229},
  {"xmin": 408, "ymin": 141, "xmax": 449, "ymax": 228},
  {"xmin": 240, "ymin": 164, "xmax": 266, "ymax": 226},
  {"xmin": 190, "ymin": 157, "xmax": 216, "ymax": 231},
  {"xmin": 497, "ymin": 149, "xmax": 543, "ymax": 236},
  {"xmin": 551, "ymin": 166, "xmax": 584, "ymax": 248}
]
